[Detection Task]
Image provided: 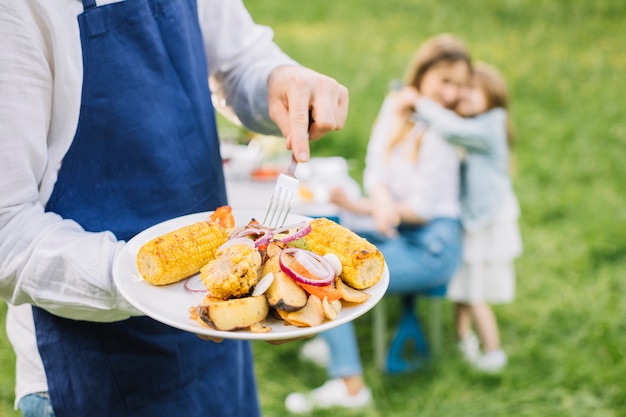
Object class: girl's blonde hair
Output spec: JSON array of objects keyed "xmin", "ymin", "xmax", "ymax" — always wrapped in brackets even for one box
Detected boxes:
[
  {"xmin": 472, "ymin": 61, "xmax": 515, "ymax": 148},
  {"xmin": 387, "ymin": 34, "xmax": 472, "ymax": 160}
]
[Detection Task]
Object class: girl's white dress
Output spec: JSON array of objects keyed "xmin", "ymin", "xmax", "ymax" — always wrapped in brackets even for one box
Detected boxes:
[{"xmin": 446, "ymin": 187, "xmax": 522, "ymax": 304}]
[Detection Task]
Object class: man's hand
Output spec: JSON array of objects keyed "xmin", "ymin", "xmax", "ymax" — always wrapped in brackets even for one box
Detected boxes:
[{"xmin": 267, "ymin": 66, "xmax": 349, "ymax": 162}]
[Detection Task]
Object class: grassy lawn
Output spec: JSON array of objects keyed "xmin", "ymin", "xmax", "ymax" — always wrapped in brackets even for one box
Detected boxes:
[{"xmin": 1, "ymin": 0, "xmax": 625, "ymax": 416}]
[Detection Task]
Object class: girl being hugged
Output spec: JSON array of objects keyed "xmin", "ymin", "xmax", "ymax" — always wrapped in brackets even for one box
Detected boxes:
[{"xmin": 415, "ymin": 62, "xmax": 523, "ymax": 372}]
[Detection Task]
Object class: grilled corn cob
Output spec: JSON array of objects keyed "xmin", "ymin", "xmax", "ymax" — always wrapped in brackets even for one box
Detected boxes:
[
  {"xmin": 200, "ymin": 244, "xmax": 262, "ymax": 299},
  {"xmin": 302, "ymin": 217, "xmax": 385, "ymax": 289},
  {"xmin": 137, "ymin": 221, "xmax": 229, "ymax": 286}
]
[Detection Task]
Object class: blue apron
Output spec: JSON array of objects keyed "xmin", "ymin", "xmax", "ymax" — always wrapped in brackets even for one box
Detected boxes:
[{"xmin": 32, "ymin": 0, "xmax": 260, "ymax": 416}]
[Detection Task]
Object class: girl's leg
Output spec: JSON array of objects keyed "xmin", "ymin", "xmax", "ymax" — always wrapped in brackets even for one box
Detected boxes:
[
  {"xmin": 455, "ymin": 302, "xmax": 480, "ymax": 362},
  {"xmin": 454, "ymin": 302, "xmax": 473, "ymax": 339},
  {"xmin": 470, "ymin": 302, "xmax": 500, "ymax": 352}
]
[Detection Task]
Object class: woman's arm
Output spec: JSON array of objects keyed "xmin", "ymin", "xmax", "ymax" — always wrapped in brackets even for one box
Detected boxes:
[
  {"xmin": 329, "ymin": 186, "xmax": 373, "ymax": 216},
  {"xmin": 416, "ymin": 97, "xmax": 507, "ymax": 153}
]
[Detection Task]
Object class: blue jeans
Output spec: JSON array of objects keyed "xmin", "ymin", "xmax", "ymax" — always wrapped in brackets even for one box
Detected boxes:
[
  {"xmin": 361, "ymin": 217, "xmax": 462, "ymax": 294},
  {"xmin": 18, "ymin": 393, "xmax": 55, "ymax": 417},
  {"xmin": 321, "ymin": 217, "xmax": 462, "ymax": 378}
]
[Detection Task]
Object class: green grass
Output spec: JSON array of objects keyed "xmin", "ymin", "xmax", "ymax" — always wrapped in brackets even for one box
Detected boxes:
[{"xmin": 1, "ymin": 0, "xmax": 625, "ymax": 416}]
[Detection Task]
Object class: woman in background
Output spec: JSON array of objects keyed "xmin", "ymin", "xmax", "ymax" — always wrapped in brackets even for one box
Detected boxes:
[{"xmin": 285, "ymin": 33, "xmax": 470, "ymax": 413}]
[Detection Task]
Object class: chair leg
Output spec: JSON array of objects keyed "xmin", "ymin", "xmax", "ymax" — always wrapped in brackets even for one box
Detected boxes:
[
  {"xmin": 385, "ymin": 295, "xmax": 428, "ymax": 374},
  {"xmin": 428, "ymin": 297, "xmax": 442, "ymax": 357},
  {"xmin": 372, "ymin": 299, "xmax": 387, "ymax": 371}
]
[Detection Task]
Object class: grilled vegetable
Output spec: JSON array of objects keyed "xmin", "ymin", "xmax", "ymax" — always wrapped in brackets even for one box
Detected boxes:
[
  {"xmin": 196, "ymin": 295, "xmax": 269, "ymax": 331},
  {"xmin": 137, "ymin": 221, "xmax": 229, "ymax": 286},
  {"xmin": 284, "ymin": 295, "xmax": 325, "ymax": 327},
  {"xmin": 302, "ymin": 217, "xmax": 385, "ymax": 290},
  {"xmin": 263, "ymin": 242, "xmax": 308, "ymax": 311},
  {"xmin": 200, "ymin": 243, "xmax": 262, "ymax": 299}
]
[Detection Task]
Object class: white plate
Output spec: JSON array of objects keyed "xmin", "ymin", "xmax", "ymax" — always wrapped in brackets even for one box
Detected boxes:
[{"xmin": 113, "ymin": 210, "xmax": 389, "ymax": 341}]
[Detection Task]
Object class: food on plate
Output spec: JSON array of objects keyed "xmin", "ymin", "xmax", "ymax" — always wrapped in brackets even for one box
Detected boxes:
[
  {"xmin": 200, "ymin": 243, "xmax": 262, "ymax": 299},
  {"xmin": 336, "ymin": 279, "xmax": 371, "ymax": 304},
  {"xmin": 322, "ymin": 297, "xmax": 342, "ymax": 320},
  {"xmin": 283, "ymin": 295, "xmax": 325, "ymax": 327},
  {"xmin": 262, "ymin": 242, "xmax": 308, "ymax": 312},
  {"xmin": 193, "ymin": 295, "xmax": 269, "ymax": 331},
  {"xmin": 302, "ymin": 217, "xmax": 385, "ymax": 289},
  {"xmin": 207, "ymin": 205, "xmax": 235, "ymax": 228},
  {"xmin": 137, "ymin": 221, "xmax": 229, "ymax": 285},
  {"xmin": 137, "ymin": 205, "xmax": 386, "ymax": 333}
]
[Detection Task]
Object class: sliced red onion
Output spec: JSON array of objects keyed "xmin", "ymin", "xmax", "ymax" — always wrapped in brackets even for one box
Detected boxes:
[
  {"xmin": 229, "ymin": 226, "xmax": 274, "ymax": 249},
  {"xmin": 254, "ymin": 230, "xmax": 274, "ymax": 248},
  {"xmin": 184, "ymin": 275, "xmax": 207, "ymax": 294},
  {"xmin": 273, "ymin": 221, "xmax": 312, "ymax": 243},
  {"xmin": 251, "ymin": 272, "xmax": 275, "ymax": 296},
  {"xmin": 217, "ymin": 237, "xmax": 255, "ymax": 252},
  {"xmin": 229, "ymin": 225, "xmax": 272, "ymax": 240},
  {"xmin": 295, "ymin": 250, "xmax": 330, "ymax": 278},
  {"xmin": 279, "ymin": 247, "xmax": 334, "ymax": 287}
]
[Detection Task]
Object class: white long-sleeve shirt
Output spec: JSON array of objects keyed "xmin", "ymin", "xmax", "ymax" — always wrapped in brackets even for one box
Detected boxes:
[
  {"xmin": 1, "ymin": 0, "xmax": 297, "ymax": 406},
  {"xmin": 363, "ymin": 96, "xmax": 461, "ymax": 220},
  {"xmin": 0, "ymin": 0, "xmax": 296, "ymax": 321}
]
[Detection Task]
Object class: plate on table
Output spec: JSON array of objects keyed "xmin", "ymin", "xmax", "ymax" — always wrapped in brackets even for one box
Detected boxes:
[{"xmin": 113, "ymin": 210, "xmax": 389, "ymax": 341}]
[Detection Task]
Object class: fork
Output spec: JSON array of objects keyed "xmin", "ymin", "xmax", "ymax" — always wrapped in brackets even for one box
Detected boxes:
[{"xmin": 262, "ymin": 154, "xmax": 299, "ymax": 228}]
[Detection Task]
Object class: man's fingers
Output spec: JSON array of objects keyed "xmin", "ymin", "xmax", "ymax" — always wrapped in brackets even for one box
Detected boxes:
[
  {"xmin": 267, "ymin": 66, "xmax": 349, "ymax": 163},
  {"xmin": 197, "ymin": 334, "xmax": 223, "ymax": 343},
  {"xmin": 308, "ymin": 83, "xmax": 349, "ymax": 141}
]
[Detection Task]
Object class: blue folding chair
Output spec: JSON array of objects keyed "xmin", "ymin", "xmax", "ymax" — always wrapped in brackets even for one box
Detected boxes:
[{"xmin": 372, "ymin": 283, "xmax": 447, "ymax": 374}]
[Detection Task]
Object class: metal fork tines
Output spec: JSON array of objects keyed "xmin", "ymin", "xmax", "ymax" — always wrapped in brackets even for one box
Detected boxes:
[{"xmin": 263, "ymin": 155, "xmax": 299, "ymax": 228}]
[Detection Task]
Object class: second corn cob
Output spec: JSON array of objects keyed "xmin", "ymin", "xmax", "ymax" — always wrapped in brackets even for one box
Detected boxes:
[
  {"xmin": 137, "ymin": 221, "xmax": 229, "ymax": 286},
  {"xmin": 302, "ymin": 217, "xmax": 385, "ymax": 290}
]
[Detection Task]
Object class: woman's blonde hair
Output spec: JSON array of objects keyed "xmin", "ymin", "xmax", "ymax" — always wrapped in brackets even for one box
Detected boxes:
[
  {"xmin": 472, "ymin": 61, "xmax": 515, "ymax": 148},
  {"xmin": 404, "ymin": 33, "xmax": 472, "ymax": 90},
  {"xmin": 387, "ymin": 34, "xmax": 472, "ymax": 160}
]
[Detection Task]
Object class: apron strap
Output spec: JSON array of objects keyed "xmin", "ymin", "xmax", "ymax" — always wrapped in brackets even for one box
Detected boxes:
[{"xmin": 83, "ymin": 0, "xmax": 97, "ymax": 11}]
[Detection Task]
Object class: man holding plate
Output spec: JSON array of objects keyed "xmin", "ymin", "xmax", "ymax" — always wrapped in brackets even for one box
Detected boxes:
[{"xmin": 0, "ymin": 1, "xmax": 348, "ymax": 416}]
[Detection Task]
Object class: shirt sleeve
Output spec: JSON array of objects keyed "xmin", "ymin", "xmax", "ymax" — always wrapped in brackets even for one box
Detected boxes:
[
  {"xmin": 416, "ymin": 97, "xmax": 507, "ymax": 153},
  {"xmin": 199, "ymin": 0, "xmax": 299, "ymax": 135},
  {"xmin": 0, "ymin": 4, "xmax": 137, "ymax": 322}
]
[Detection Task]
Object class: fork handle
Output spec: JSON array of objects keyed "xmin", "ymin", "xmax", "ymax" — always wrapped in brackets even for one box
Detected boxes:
[{"xmin": 287, "ymin": 154, "xmax": 298, "ymax": 176}]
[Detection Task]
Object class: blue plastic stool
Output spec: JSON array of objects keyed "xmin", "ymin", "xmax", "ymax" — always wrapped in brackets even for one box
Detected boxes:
[
  {"xmin": 372, "ymin": 284, "xmax": 447, "ymax": 373},
  {"xmin": 385, "ymin": 296, "xmax": 428, "ymax": 373}
]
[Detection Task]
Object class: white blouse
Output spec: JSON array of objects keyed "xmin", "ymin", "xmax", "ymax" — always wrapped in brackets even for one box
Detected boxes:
[{"xmin": 363, "ymin": 96, "xmax": 461, "ymax": 221}]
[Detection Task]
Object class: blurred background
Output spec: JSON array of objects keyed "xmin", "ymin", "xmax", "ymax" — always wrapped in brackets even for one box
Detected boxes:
[{"xmin": 1, "ymin": 0, "xmax": 624, "ymax": 416}]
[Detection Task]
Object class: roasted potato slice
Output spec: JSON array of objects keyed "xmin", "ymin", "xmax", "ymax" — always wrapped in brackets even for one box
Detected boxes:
[
  {"xmin": 337, "ymin": 279, "xmax": 371, "ymax": 304},
  {"xmin": 284, "ymin": 295, "xmax": 325, "ymax": 327},
  {"xmin": 196, "ymin": 296, "xmax": 269, "ymax": 331},
  {"xmin": 322, "ymin": 297, "xmax": 342, "ymax": 320}
]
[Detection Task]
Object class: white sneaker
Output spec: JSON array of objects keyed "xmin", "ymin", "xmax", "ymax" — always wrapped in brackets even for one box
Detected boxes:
[
  {"xmin": 474, "ymin": 349, "xmax": 508, "ymax": 373},
  {"xmin": 458, "ymin": 332, "xmax": 480, "ymax": 363},
  {"xmin": 285, "ymin": 378, "xmax": 372, "ymax": 414},
  {"xmin": 298, "ymin": 337, "xmax": 330, "ymax": 368}
]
